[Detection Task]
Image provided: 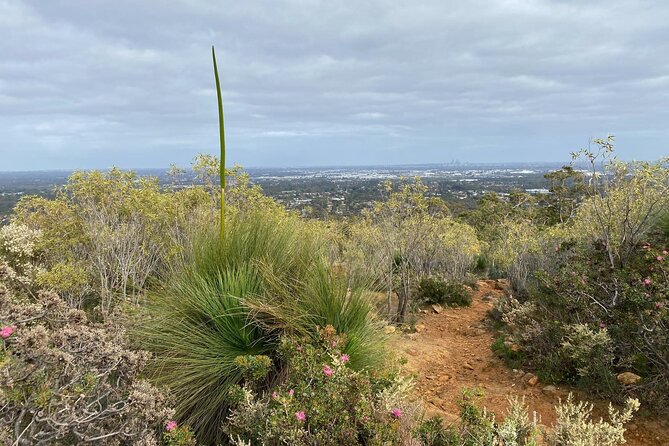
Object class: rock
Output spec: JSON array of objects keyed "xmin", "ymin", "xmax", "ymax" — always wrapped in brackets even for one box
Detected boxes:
[
  {"xmin": 481, "ymin": 294, "xmax": 494, "ymax": 302},
  {"xmin": 415, "ymin": 323, "xmax": 427, "ymax": 333},
  {"xmin": 406, "ymin": 349, "xmax": 419, "ymax": 356},
  {"xmin": 542, "ymin": 385, "xmax": 559, "ymax": 396},
  {"xmin": 463, "ymin": 362, "xmax": 474, "ymax": 371},
  {"xmin": 521, "ymin": 372, "xmax": 538, "ymax": 386},
  {"xmin": 627, "ymin": 423, "xmax": 638, "ymax": 431},
  {"xmin": 617, "ymin": 372, "xmax": 642, "ymax": 385},
  {"xmin": 432, "ymin": 304, "xmax": 443, "ymax": 314},
  {"xmin": 383, "ymin": 325, "xmax": 396, "ymax": 334}
]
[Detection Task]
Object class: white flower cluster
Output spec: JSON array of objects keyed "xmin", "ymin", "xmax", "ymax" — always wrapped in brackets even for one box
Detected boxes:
[
  {"xmin": 0, "ymin": 223, "xmax": 42, "ymax": 286},
  {"xmin": 0, "ymin": 223, "xmax": 41, "ymax": 258}
]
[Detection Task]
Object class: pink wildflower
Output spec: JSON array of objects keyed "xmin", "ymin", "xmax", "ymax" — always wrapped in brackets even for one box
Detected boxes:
[
  {"xmin": 340, "ymin": 354, "xmax": 350, "ymax": 363},
  {"xmin": 323, "ymin": 365, "xmax": 334, "ymax": 377},
  {"xmin": 657, "ymin": 256, "xmax": 664, "ymax": 262},
  {"xmin": 599, "ymin": 322, "xmax": 607, "ymax": 329},
  {"xmin": 644, "ymin": 278, "xmax": 652, "ymax": 286},
  {"xmin": 390, "ymin": 408, "xmax": 402, "ymax": 419},
  {"xmin": 295, "ymin": 411, "xmax": 306, "ymax": 422},
  {"xmin": 0, "ymin": 325, "xmax": 16, "ymax": 339},
  {"xmin": 656, "ymin": 302, "xmax": 665, "ymax": 309},
  {"xmin": 663, "ymin": 250, "xmax": 668, "ymax": 255},
  {"xmin": 289, "ymin": 389, "xmax": 294, "ymax": 396},
  {"xmin": 165, "ymin": 420, "xmax": 178, "ymax": 432},
  {"xmin": 272, "ymin": 391, "xmax": 279, "ymax": 399}
]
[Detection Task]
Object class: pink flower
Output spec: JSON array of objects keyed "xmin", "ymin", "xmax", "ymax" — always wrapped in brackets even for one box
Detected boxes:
[
  {"xmin": 272, "ymin": 391, "xmax": 279, "ymax": 399},
  {"xmin": 663, "ymin": 250, "xmax": 668, "ymax": 256},
  {"xmin": 0, "ymin": 325, "xmax": 16, "ymax": 339},
  {"xmin": 390, "ymin": 408, "xmax": 402, "ymax": 419},
  {"xmin": 644, "ymin": 278, "xmax": 652, "ymax": 286},
  {"xmin": 656, "ymin": 302, "xmax": 665, "ymax": 309},
  {"xmin": 658, "ymin": 256, "xmax": 665, "ymax": 262},
  {"xmin": 295, "ymin": 411, "xmax": 306, "ymax": 422},
  {"xmin": 323, "ymin": 365, "xmax": 334, "ymax": 377},
  {"xmin": 288, "ymin": 389, "xmax": 294, "ymax": 396},
  {"xmin": 599, "ymin": 322, "xmax": 607, "ymax": 329},
  {"xmin": 165, "ymin": 420, "xmax": 178, "ymax": 432},
  {"xmin": 340, "ymin": 354, "xmax": 350, "ymax": 363}
]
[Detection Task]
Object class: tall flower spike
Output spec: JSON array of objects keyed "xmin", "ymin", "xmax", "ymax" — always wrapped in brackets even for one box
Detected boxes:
[{"xmin": 212, "ymin": 46, "xmax": 226, "ymax": 240}]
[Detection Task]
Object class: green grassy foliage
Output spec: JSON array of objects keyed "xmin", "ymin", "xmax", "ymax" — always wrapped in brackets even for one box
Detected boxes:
[{"xmin": 140, "ymin": 208, "xmax": 386, "ymax": 444}]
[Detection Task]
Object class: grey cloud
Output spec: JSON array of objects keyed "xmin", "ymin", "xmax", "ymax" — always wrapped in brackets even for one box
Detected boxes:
[{"xmin": 0, "ymin": 0, "xmax": 668, "ymax": 170}]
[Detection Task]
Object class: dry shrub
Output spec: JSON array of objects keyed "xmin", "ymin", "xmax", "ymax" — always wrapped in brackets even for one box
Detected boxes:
[{"xmin": 0, "ymin": 287, "xmax": 187, "ymax": 445}]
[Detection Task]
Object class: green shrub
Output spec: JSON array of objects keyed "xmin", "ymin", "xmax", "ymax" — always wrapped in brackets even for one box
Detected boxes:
[
  {"xmin": 491, "ymin": 335, "xmax": 525, "ymax": 370},
  {"xmin": 415, "ymin": 416, "xmax": 459, "ymax": 446},
  {"xmin": 496, "ymin": 240, "xmax": 669, "ymax": 410},
  {"xmin": 225, "ymin": 333, "xmax": 417, "ymax": 446},
  {"xmin": 140, "ymin": 209, "xmax": 387, "ymax": 444},
  {"xmin": 416, "ymin": 276, "xmax": 472, "ymax": 307}
]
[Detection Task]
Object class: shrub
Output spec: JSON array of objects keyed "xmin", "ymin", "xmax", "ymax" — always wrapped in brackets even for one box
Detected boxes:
[
  {"xmin": 0, "ymin": 222, "xmax": 42, "ymax": 286},
  {"xmin": 572, "ymin": 138, "xmax": 669, "ymax": 270},
  {"xmin": 225, "ymin": 333, "xmax": 418, "ymax": 446},
  {"xmin": 486, "ymin": 219, "xmax": 566, "ymax": 294},
  {"xmin": 414, "ymin": 389, "xmax": 638, "ymax": 446},
  {"xmin": 415, "ymin": 276, "xmax": 472, "ymax": 307},
  {"xmin": 140, "ymin": 209, "xmax": 387, "ymax": 444},
  {"xmin": 559, "ymin": 324, "xmax": 616, "ymax": 392},
  {"xmin": 547, "ymin": 395, "xmax": 640, "ymax": 446},
  {"xmin": 13, "ymin": 168, "xmax": 212, "ymax": 314},
  {"xmin": 0, "ymin": 287, "xmax": 195, "ymax": 445},
  {"xmin": 495, "ymin": 240, "xmax": 669, "ymax": 409}
]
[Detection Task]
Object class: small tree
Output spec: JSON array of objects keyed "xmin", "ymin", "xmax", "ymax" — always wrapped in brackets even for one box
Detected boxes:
[{"xmin": 573, "ymin": 136, "xmax": 669, "ymax": 270}]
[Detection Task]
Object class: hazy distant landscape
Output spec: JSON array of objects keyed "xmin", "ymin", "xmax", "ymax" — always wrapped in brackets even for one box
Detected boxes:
[{"xmin": 0, "ymin": 162, "xmax": 561, "ymax": 220}]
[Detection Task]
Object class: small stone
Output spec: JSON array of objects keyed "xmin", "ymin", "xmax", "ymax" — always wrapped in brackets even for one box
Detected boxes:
[
  {"xmin": 384, "ymin": 325, "xmax": 396, "ymax": 334},
  {"xmin": 617, "ymin": 372, "xmax": 642, "ymax": 385},
  {"xmin": 627, "ymin": 423, "xmax": 638, "ymax": 431},
  {"xmin": 522, "ymin": 372, "xmax": 538, "ymax": 385},
  {"xmin": 542, "ymin": 385, "xmax": 559, "ymax": 396},
  {"xmin": 463, "ymin": 362, "xmax": 474, "ymax": 371},
  {"xmin": 432, "ymin": 304, "xmax": 443, "ymax": 314},
  {"xmin": 406, "ymin": 349, "xmax": 419, "ymax": 356},
  {"xmin": 481, "ymin": 294, "xmax": 494, "ymax": 302},
  {"xmin": 415, "ymin": 323, "xmax": 427, "ymax": 333}
]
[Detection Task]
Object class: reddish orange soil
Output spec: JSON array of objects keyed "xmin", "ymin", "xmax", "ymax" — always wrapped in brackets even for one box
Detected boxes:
[{"xmin": 393, "ymin": 280, "xmax": 669, "ymax": 445}]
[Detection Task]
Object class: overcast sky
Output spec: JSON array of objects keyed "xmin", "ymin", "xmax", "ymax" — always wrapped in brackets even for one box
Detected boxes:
[{"xmin": 1, "ymin": 0, "xmax": 668, "ymax": 170}]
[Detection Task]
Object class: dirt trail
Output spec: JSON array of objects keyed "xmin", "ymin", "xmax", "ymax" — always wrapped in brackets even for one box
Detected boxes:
[{"xmin": 393, "ymin": 280, "xmax": 669, "ymax": 446}]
